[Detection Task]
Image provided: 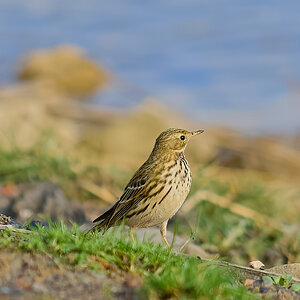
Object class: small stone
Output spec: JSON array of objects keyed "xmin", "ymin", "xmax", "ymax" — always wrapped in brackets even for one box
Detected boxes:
[
  {"xmin": 244, "ymin": 279, "xmax": 254, "ymax": 286},
  {"xmin": 259, "ymin": 287, "xmax": 269, "ymax": 293},
  {"xmin": 32, "ymin": 282, "xmax": 47, "ymax": 293},
  {"xmin": 249, "ymin": 260, "xmax": 265, "ymax": 270}
]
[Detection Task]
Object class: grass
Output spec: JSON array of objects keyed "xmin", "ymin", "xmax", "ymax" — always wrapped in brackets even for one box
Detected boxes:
[
  {"xmin": 0, "ymin": 144, "xmax": 76, "ymax": 184},
  {"xmin": 0, "ymin": 223, "xmax": 258, "ymax": 299}
]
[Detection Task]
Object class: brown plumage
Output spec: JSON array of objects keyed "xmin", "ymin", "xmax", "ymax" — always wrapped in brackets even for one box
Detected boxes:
[{"xmin": 91, "ymin": 128, "xmax": 204, "ymax": 246}]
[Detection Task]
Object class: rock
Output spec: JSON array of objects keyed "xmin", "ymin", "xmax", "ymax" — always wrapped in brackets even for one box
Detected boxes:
[
  {"xmin": 18, "ymin": 45, "xmax": 109, "ymax": 98},
  {"xmin": 249, "ymin": 260, "xmax": 265, "ymax": 270},
  {"xmin": 267, "ymin": 263, "xmax": 300, "ymax": 281},
  {"xmin": 0, "ymin": 182, "xmax": 87, "ymax": 224}
]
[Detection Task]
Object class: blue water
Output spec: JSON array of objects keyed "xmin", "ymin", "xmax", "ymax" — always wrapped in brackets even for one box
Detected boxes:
[{"xmin": 1, "ymin": 0, "xmax": 300, "ymax": 133}]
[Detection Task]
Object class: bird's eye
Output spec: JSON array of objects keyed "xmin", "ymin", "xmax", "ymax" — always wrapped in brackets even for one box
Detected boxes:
[{"xmin": 180, "ymin": 135, "xmax": 185, "ymax": 141}]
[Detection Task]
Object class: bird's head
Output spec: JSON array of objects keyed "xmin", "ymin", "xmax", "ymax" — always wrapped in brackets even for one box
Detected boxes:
[{"xmin": 154, "ymin": 128, "xmax": 204, "ymax": 153}]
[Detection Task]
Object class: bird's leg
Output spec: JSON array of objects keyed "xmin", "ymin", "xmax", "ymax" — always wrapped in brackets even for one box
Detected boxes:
[
  {"xmin": 129, "ymin": 227, "xmax": 136, "ymax": 242},
  {"xmin": 160, "ymin": 220, "xmax": 170, "ymax": 247}
]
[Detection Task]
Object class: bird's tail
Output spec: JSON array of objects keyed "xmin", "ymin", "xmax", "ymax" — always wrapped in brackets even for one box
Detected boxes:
[
  {"xmin": 79, "ymin": 222, "xmax": 96, "ymax": 233},
  {"xmin": 83, "ymin": 205, "xmax": 116, "ymax": 234},
  {"xmin": 80, "ymin": 219, "xmax": 109, "ymax": 234}
]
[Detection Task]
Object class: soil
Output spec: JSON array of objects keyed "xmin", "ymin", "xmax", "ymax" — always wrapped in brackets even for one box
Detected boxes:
[
  {"xmin": 0, "ymin": 250, "xmax": 140, "ymax": 300},
  {"xmin": 246, "ymin": 278, "xmax": 300, "ymax": 299}
]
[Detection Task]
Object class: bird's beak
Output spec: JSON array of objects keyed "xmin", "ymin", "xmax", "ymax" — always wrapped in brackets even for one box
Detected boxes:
[{"xmin": 191, "ymin": 129, "xmax": 204, "ymax": 136}]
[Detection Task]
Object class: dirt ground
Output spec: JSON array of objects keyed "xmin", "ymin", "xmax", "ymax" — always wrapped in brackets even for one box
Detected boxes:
[
  {"xmin": 0, "ymin": 250, "xmax": 141, "ymax": 300},
  {"xmin": 1, "ymin": 248, "xmax": 300, "ymax": 300}
]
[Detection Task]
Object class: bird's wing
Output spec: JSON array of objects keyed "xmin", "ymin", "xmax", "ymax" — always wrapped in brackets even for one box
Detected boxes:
[
  {"xmin": 119, "ymin": 177, "xmax": 148, "ymax": 203},
  {"xmin": 92, "ymin": 173, "xmax": 149, "ymax": 228},
  {"xmin": 104, "ymin": 175, "xmax": 149, "ymax": 226}
]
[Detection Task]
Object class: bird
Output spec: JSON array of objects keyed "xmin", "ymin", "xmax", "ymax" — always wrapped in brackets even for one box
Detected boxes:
[{"xmin": 91, "ymin": 128, "xmax": 204, "ymax": 247}]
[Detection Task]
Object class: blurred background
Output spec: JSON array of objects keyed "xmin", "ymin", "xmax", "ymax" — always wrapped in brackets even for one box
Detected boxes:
[
  {"xmin": 0, "ymin": 0, "xmax": 299, "ymax": 266},
  {"xmin": 1, "ymin": 0, "xmax": 300, "ymax": 133}
]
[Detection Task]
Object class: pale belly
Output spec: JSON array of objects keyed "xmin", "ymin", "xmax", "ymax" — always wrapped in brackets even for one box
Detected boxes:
[{"xmin": 125, "ymin": 167, "xmax": 192, "ymax": 228}]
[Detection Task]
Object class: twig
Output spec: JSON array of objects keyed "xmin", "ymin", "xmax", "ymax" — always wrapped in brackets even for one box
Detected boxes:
[
  {"xmin": 0, "ymin": 224, "xmax": 33, "ymax": 234},
  {"xmin": 199, "ymin": 258, "xmax": 300, "ymax": 284},
  {"xmin": 78, "ymin": 180, "xmax": 116, "ymax": 204}
]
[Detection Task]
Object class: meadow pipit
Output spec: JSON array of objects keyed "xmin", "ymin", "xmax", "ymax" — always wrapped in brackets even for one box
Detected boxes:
[{"xmin": 92, "ymin": 128, "xmax": 204, "ymax": 246}]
